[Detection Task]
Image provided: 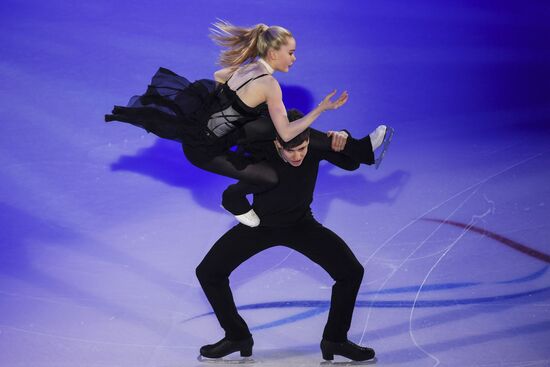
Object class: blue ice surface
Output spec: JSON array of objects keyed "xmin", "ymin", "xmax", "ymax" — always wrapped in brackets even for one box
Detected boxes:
[{"xmin": 1, "ymin": 1, "xmax": 549, "ymax": 366}]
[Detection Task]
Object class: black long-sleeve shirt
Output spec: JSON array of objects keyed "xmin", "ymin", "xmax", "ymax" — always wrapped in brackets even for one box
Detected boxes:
[{"xmin": 251, "ymin": 142, "xmax": 360, "ymax": 227}]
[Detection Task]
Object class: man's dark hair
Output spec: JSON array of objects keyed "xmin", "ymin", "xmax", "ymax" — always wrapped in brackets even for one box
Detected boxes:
[{"xmin": 276, "ymin": 108, "xmax": 310, "ymax": 149}]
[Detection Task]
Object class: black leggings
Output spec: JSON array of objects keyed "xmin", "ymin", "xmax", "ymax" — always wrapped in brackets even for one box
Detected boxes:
[
  {"xmin": 183, "ymin": 116, "xmax": 374, "ymax": 215},
  {"xmin": 195, "ymin": 218, "xmax": 364, "ymax": 342}
]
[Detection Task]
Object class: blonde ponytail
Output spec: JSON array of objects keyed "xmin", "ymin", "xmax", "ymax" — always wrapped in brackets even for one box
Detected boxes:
[{"xmin": 210, "ymin": 20, "xmax": 293, "ymax": 68}]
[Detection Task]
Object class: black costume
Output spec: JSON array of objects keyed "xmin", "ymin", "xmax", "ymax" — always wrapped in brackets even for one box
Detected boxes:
[
  {"xmin": 105, "ymin": 68, "xmax": 281, "ymax": 198},
  {"xmin": 196, "ymin": 141, "xmax": 374, "ymax": 360},
  {"xmin": 105, "ymin": 67, "xmax": 375, "ymax": 214}
]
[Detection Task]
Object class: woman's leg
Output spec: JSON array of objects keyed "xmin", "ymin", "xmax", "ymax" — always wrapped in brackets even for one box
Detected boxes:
[
  {"xmin": 237, "ymin": 116, "xmax": 332, "ymax": 149},
  {"xmin": 183, "ymin": 145, "xmax": 278, "ymax": 215},
  {"xmin": 237, "ymin": 116, "xmax": 374, "ymax": 164}
]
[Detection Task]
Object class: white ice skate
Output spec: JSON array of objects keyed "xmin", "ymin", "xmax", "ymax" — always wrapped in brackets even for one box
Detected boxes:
[
  {"xmin": 369, "ymin": 124, "xmax": 395, "ymax": 169},
  {"xmin": 220, "ymin": 205, "xmax": 260, "ymax": 227},
  {"xmin": 234, "ymin": 209, "xmax": 260, "ymax": 227}
]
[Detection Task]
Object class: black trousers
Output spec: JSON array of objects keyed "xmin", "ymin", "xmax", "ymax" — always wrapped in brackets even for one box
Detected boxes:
[{"xmin": 195, "ymin": 217, "xmax": 364, "ymax": 342}]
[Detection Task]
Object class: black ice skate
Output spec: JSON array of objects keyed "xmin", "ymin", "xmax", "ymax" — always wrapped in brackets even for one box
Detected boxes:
[
  {"xmin": 198, "ymin": 336, "xmax": 255, "ymax": 363},
  {"xmin": 320, "ymin": 338, "xmax": 375, "ymax": 362}
]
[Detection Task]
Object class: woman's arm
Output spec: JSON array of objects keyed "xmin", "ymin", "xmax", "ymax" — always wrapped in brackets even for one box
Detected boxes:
[{"xmin": 265, "ymin": 78, "xmax": 349, "ymax": 142}]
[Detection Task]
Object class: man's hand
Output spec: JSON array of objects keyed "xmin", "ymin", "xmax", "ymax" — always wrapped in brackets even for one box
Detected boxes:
[{"xmin": 327, "ymin": 130, "xmax": 349, "ymax": 152}]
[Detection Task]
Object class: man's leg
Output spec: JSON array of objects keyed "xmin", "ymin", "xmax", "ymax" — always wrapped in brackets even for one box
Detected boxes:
[
  {"xmin": 195, "ymin": 224, "xmax": 276, "ymax": 341},
  {"xmin": 281, "ymin": 220, "xmax": 364, "ymax": 342},
  {"xmin": 281, "ymin": 219, "xmax": 375, "ymax": 361}
]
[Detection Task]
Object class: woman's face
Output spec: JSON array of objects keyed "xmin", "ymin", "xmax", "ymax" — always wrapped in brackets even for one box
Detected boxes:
[{"xmin": 271, "ymin": 37, "xmax": 296, "ymax": 72}]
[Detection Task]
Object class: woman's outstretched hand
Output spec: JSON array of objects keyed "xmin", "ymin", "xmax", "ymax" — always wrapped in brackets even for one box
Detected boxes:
[{"xmin": 318, "ymin": 90, "xmax": 349, "ymax": 111}]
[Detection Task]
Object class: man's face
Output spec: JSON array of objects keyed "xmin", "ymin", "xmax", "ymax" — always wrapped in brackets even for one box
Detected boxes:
[{"xmin": 275, "ymin": 139, "xmax": 309, "ymax": 167}]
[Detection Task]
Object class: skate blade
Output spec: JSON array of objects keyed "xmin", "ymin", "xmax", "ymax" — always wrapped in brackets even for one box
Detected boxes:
[
  {"xmin": 320, "ymin": 356, "xmax": 378, "ymax": 365},
  {"xmin": 197, "ymin": 355, "xmax": 255, "ymax": 364},
  {"xmin": 374, "ymin": 126, "xmax": 395, "ymax": 169}
]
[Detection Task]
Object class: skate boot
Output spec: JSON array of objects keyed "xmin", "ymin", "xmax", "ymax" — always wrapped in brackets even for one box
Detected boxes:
[
  {"xmin": 233, "ymin": 209, "xmax": 260, "ymax": 228},
  {"xmin": 369, "ymin": 124, "xmax": 394, "ymax": 169},
  {"xmin": 221, "ymin": 185, "xmax": 260, "ymax": 227},
  {"xmin": 199, "ymin": 336, "xmax": 254, "ymax": 360},
  {"xmin": 320, "ymin": 339, "xmax": 375, "ymax": 361}
]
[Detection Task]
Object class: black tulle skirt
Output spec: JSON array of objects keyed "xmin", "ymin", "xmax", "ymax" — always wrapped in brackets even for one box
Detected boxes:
[{"xmin": 105, "ymin": 67, "xmax": 248, "ymax": 155}]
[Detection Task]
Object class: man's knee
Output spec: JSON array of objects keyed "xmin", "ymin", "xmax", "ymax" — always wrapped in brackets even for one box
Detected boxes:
[
  {"xmin": 196, "ymin": 258, "xmax": 232, "ymax": 286},
  {"xmin": 343, "ymin": 262, "xmax": 365, "ymax": 284},
  {"xmin": 342, "ymin": 262, "xmax": 364, "ymax": 284},
  {"xmin": 195, "ymin": 262, "xmax": 208, "ymax": 283},
  {"xmin": 331, "ymin": 260, "xmax": 364, "ymax": 284},
  {"xmin": 351, "ymin": 263, "xmax": 365, "ymax": 283},
  {"xmin": 196, "ymin": 261, "xmax": 218, "ymax": 284}
]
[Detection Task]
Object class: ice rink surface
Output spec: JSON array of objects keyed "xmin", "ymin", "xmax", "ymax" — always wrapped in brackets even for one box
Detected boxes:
[{"xmin": 1, "ymin": 1, "xmax": 549, "ymax": 366}]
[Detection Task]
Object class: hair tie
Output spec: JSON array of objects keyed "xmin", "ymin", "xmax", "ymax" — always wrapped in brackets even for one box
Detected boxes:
[{"xmin": 257, "ymin": 24, "xmax": 269, "ymax": 33}]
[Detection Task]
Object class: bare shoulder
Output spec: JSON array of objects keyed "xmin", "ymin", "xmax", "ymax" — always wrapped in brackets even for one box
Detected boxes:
[
  {"xmin": 214, "ymin": 66, "xmax": 237, "ymax": 83},
  {"xmin": 258, "ymin": 75, "xmax": 281, "ymax": 96}
]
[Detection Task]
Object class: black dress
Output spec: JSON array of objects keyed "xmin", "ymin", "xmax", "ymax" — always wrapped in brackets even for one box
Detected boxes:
[{"xmin": 105, "ymin": 67, "xmax": 270, "ymax": 156}]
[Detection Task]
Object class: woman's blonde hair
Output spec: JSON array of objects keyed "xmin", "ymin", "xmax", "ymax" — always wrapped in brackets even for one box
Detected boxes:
[{"xmin": 210, "ymin": 20, "xmax": 293, "ymax": 68}]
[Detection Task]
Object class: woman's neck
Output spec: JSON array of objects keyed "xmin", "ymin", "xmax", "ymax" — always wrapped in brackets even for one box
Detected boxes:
[{"xmin": 258, "ymin": 58, "xmax": 275, "ymax": 74}]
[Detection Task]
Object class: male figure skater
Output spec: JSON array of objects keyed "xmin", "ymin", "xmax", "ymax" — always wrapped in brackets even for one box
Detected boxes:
[
  {"xmin": 196, "ymin": 109, "xmax": 379, "ymax": 362},
  {"xmin": 219, "ymin": 111, "xmax": 394, "ymax": 227}
]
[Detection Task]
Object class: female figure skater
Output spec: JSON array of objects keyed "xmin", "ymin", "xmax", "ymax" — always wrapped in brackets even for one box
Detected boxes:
[{"xmin": 105, "ymin": 21, "xmax": 391, "ymax": 226}]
